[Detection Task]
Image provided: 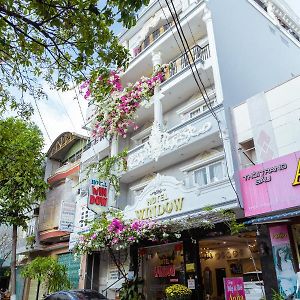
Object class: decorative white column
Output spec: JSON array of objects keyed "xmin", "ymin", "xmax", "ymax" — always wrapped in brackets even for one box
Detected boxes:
[
  {"xmin": 152, "ymin": 51, "xmax": 164, "ymax": 130},
  {"xmin": 202, "ymin": 6, "xmax": 224, "ymax": 104}
]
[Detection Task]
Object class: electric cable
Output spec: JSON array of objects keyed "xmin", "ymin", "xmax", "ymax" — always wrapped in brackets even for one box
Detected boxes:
[
  {"xmin": 163, "ymin": 0, "xmax": 241, "ymax": 207},
  {"xmin": 34, "ymin": 98, "xmax": 52, "ymax": 143}
]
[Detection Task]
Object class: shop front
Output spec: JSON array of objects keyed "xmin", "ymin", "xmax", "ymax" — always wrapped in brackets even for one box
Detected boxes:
[
  {"xmin": 121, "ymin": 174, "xmax": 246, "ymax": 300},
  {"xmin": 240, "ymin": 150, "xmax": 300, "ymax": 300},
  {"xmin": 139, "ymin": 242, "xmax": 185, "ymax": 299}
]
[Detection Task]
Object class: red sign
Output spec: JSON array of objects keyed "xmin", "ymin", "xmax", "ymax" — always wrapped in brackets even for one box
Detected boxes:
[
  {"xmin": 90, "ymin": 185, "xmax": 108, "ymax": 206},
  {"xmin": 88, "ymin": 179, "xmax": 109, "ymax": 213},
  {"xmin": 154, "ymin": 265, "xmax": 176, "ymax": 278},
  {"xmin": 224, "ymin": 277, "xmax": 246, "ymax": 300}
]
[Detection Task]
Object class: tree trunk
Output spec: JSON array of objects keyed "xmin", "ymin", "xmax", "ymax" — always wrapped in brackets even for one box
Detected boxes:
[
  {"xmin": 10, "ymin": 224, "xmax": 17, "ymax": 300},
  {"xmin": 36, "ymin": 280, "xmax": 40, "ymax": 300}
]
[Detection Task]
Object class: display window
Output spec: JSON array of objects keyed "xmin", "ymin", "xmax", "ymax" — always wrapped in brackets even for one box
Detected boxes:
[
  {"xmin": 199, "ymin": 232, "xmax": 263, "ymax": 300},
  {"xmin": 139, "ymin": 242, "xmax": 185, "ymax": 300}
]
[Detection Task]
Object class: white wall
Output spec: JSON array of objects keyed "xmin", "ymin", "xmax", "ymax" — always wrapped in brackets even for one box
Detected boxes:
[{"xmin": 233, "ymin": 75, "xmax": 300, "ymax": 164}]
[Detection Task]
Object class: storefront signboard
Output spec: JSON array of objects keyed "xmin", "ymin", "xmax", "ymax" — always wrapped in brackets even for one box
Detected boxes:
[
  {"xmin": 223, "ymin": 277, "xmax": 246, "ymax": 300},
  {"xmin": 87, "ymin": 178, "xmax": 110, "ymax": 214},
  {"xmin": 269, "ymin": 225, "xmax": 297, "ymax": 298},
  {"xmin": 154, "ymin": 265, "xmax": 176, "ymax": 277},
  {"xmin": 124, "ymin": 174, "xmax": 235, "ymax": 220},
  {"xmin": 59, "ymin": 201, "xmax": 76, "ymax": 231},
  {"xmin": 239, "ymin": 151, "xmax": 300, "ymax": 217}
]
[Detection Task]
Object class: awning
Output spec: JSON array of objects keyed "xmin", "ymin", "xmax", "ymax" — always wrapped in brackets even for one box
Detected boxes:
[{"xmin": 244, "ymin": 209, "xmax": 300, "ymax": 225}]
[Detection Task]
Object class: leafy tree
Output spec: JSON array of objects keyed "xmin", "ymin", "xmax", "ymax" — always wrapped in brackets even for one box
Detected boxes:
[
  {"xmin": 0, "ymin": 0, "xmax": 150, "ymax": 116},
  {"xmin": 0, "ymin": 117, "xmax": 47, "ymax": 300},
  {"xmin": 21, "ymin": 256, "xmax": 71, "ymax": 300}
]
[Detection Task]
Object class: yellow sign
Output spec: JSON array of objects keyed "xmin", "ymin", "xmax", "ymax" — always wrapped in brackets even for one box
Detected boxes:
[
  {"xmin": 292, "ymin": 159, "xmax": 300, "ymax": 186},
  {"xmin": 186, "ymin": 263, "xmax": 195, "ymax": 272},
  {"xmin": 135, "ymin": 194, "xmax": 183, "ymax": 219}
]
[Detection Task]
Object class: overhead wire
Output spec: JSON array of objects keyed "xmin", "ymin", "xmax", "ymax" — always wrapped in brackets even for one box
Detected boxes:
[
  {"xmin": 163, "ymin": 0, "xmax": 241, "ymax": 207},
  {"xmin": 34, "ymin": 99, "xmax": 52, "ymax": 143},
  {"xmin": 167, "ymin": 0, "xmax": 217, "ymax": 118}
]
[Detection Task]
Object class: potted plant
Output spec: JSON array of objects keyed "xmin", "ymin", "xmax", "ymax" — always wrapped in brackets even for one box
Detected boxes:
[{"xmin": 165, "ymin": 284, "xmax": 192, "ymax": 300}]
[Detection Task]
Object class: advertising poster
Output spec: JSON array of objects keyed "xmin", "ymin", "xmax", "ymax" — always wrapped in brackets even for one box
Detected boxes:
[
  {"xmin": 223, "ymin": 277, "xmax": 246, "ymax": 300},
  {"xmin": 269, "ymin": 225, "xmax": 297, "ymax": 298}
]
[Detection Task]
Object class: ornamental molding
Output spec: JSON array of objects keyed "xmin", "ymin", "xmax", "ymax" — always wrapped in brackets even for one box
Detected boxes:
[{"xmin": 127, "ymin": 120, "xmax": 212, "ymax": 169}]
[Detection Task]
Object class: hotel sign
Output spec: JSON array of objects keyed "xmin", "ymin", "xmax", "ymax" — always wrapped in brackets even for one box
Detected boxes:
[
  {"xmin": 239, "ymin": 151, "xmax": 300, "ymax": 217},
  {"xmin": 124, "ymin": 174, "xmax": 227, "ymax": 221},
  {"xmin": 87, "ymin": 178, "xmax": 109, "ymax": 214}
]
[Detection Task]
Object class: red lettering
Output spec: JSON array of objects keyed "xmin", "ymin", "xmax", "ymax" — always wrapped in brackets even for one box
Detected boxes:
[
  {"xmin": 89, "ymin": 195, "xmax": 107, "ymax": 207},
  {"xmin": 92, "ymin": 185, "xmax": 107, "ymax": 197}
]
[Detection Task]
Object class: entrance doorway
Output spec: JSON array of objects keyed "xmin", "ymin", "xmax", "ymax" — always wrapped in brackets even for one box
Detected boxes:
[{"xmin": 215, "ymin": 268, "xmax": 226, "ymax": 297}]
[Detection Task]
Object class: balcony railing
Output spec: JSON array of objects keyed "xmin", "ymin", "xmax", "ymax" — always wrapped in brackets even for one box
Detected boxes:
[
  {"xmin": 133, "ymin": 21, "xmax": 175, "ymax": 57},
  {"xmin": 127, "ymin": 104, "xmax": 220, "ymax": 170},
  {"xmin": 164, "ymin": 44, "xmax": 210, "ymax": 80}
]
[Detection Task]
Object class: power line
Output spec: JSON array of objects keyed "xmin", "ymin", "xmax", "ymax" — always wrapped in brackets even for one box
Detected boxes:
[
  {"xmin": 163, "ymin": 0, "xmax": 241, "ymax": 207},
  {"xmin": 168, "ymin": 0, "xmax": 217, "ymax": 118},
  {"xmin": 55, "ymin": 88, "xmax": 77, "ymax": 130},
  {"xmin": 34, "ymin": 99, "xmax": 52, "ymax": 143}
]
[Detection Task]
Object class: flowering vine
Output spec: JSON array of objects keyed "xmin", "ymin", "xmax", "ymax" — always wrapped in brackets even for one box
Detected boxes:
[
  {"xmin": 74, "ymin": 210, "xmax": 178, "ymax": 255},
  {"xmin": 80, "ymin": 65, "xmax": 168, "ymax": 139}
]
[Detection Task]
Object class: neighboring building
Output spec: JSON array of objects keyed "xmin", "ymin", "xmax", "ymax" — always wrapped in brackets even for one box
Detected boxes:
[
  {"xmin": 233, "ymin": 75, "xmax": 300, "ymax": 299},
  {"xmin": 17, "ymin": 132, "xmax": 88, "ymax": 300},
  {"xmin": 76, "ymin": 1, "xmax": 300, "ymax": 300}
]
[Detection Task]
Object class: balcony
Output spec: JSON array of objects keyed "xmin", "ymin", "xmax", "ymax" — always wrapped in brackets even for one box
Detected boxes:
[
  {"xmin": 121, "ymin": 104, "xmax": 223, "ymax": 183},
  {"xmin": 48, "ymin": 161, "xmax": 80, "ymax": 184},
  {"xmin": 121, "ymin": 0, "xmax": 208, "ymax": 84},
  {"xmin": 133, "ymin": 21, "xmax": 174, "ymax": 57},
  {"xmin": 164, "ymin": 44, "xmax": 210, "ymax": 80}
]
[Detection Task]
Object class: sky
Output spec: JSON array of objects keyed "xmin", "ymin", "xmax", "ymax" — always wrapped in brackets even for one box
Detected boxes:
[{"xmin": 32, "ymin": 0, "xmax": 300, "ymax": 152}]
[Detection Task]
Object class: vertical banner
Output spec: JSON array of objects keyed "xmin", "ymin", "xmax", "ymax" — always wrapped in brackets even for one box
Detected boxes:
[
  {"xmin": 269, "ymin": 225, "xmax": 297, "ymax": 298},
  {"xmin": 224, "ymin": 277, "xmax": 246, "ymax": 300}
]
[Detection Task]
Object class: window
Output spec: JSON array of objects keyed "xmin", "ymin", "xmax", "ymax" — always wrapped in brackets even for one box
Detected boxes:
[
  {"xmin": 194, "ymin": 161, "xmax": 224, "ymax": 186},
  {"xmin": 188, "ymin": 98, "xmax": 217, "ymax": 119},
  {"xmin": 202, "ymin": 99, "xmax": 217, "ymax": 112},
  {"xmin": 189, "ymin": 107, "xmax": 202, "ymax": 119},
  {"xmin": 141, "ymin": 135, "xmax": 150, "ymax": 144},
  {"xmin": 239, "ymin": 139, "xmax": 256, "ymax": 168}
]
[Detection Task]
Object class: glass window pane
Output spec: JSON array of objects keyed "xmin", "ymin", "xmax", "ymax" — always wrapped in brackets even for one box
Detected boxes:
[
  {"xmin": 209, "ymin": 162, "xmax": 223, "ymax": 183},
  {"xmin": 195, "ymin": 168, "xmax": 208, "ymax": 186}
]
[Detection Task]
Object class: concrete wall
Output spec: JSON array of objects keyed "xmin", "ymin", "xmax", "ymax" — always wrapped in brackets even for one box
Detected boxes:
[
  {"xmin": 233, "ymin": 75, "xmax": 300, "ymax": 165},
  {"xmin": 208, "ymin": 0, "xmax": 300, "ymax": 108}
]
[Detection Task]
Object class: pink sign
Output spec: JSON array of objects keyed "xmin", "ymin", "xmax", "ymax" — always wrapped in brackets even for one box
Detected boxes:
[
  {"xmin": 269, "ymin": 225, "xmax": 290, "ymax": 246},
  {"xmin": 239, "ymin": 151, "xmax": 300, "ymax": 217},
  {"xmin": 224, "ymin": 277, "xmax": 246, "ymax": 300}
]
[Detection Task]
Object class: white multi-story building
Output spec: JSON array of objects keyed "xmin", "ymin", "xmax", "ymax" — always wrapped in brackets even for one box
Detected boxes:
[{"xmin": 75, "ymin": 1, "xmax": 300, "ymax": 299}]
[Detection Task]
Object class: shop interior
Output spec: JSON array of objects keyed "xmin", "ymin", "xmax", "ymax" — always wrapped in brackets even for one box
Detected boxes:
[
  {"xmin": 199, "ymin": 232, "xmax": 261, "ymax": 300},
  {"xmin": 140, "ymin": 242, "xmax": 185, "ymax": 300}
]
